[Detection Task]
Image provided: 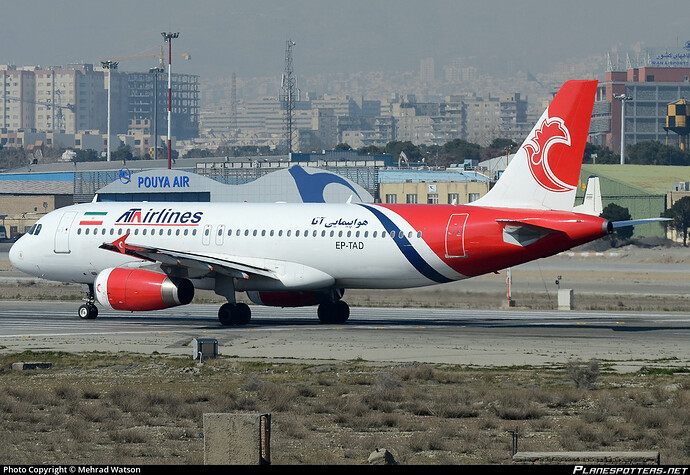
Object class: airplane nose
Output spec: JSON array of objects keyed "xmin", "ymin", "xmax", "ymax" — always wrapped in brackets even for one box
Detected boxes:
[
  {"xmin": 8, "ymin": 236, "xmax": 38, "ymax": 275},
  {"xmin": 8, "ymin": 239, "xmax": 22, "ymax": 267}
]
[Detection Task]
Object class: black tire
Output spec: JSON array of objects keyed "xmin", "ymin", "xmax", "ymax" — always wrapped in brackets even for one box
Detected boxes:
[
  {"xmin": 218, "ymin": 303, "xmax": 237, "ymax": 325},
  {"xmin": 318, "ymin": 301, "xmax": 349, "ymax": 324},
  {"xmin": 78, "ymin": 304, "xmax": 98, "ymax": 320},
  {"xmin": 218, "ymin": 303, "xmax": 251, "ymax": 325}
]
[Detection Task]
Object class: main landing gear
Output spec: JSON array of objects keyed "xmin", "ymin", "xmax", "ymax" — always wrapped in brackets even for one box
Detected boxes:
[
  {"xmin": 218, "ymin": 302, "xmax": 251, "ymax": 325},
  {"xmin": 317, "ymin": 300, "xmax": 350, "ymax": 324},
  {"xmin": 79, "ymin": 284, "xmax": 99, "ymax": 320}
]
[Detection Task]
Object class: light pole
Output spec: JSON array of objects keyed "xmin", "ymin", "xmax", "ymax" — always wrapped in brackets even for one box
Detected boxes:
[
  {"xmin": 161, "ymin": 32, "xmax": 179, "ymax": 169},
  {"xmin": 615, "ymin": 93, "xmax": 632, "ymax": 165},
  {"xmin": 149, "ymin": 67, "xmax": 164, "ymax": 161},
  {"xmin": 101, "ymin": 60, "xmax": 118, "ymax": 161}
]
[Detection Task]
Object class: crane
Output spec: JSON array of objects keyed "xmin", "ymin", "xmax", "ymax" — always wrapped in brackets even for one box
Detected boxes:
[
  {"xmin": 101, "ymin": 44, "xmax": 191, "ymax": 70},
  {"xmin": 0, "ymin": 94, "xmax": 75, "ymax": 131}
]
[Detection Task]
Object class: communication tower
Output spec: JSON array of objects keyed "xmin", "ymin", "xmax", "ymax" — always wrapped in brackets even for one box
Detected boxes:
[
  {"xmin": 231, "ymin": 72, "xmax": 238, "ymax": 137},
  {"xmin": 280, "ymin": 40, "xmax": 297, "ymax": 154}
]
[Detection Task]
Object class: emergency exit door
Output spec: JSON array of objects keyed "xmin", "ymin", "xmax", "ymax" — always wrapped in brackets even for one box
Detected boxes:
[{"xmin": 445, "ymin": 213, "xmax": 468, "ymax": 258}]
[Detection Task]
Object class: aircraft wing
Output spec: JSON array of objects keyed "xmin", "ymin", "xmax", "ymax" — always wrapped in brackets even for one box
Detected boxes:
[{"xmin": 99, "ymin": 233, "xmax": 277, "ymax": 281}]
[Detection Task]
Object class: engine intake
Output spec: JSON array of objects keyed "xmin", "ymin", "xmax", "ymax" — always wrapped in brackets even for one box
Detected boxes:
[{"xmin": 95, "ymin": 267, "xmax": 194, "ymax": 311}]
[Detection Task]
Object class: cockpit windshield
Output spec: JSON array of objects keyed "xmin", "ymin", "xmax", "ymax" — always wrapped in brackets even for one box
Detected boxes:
[{"xmin": 27, "ymin": 223, "xmax": 43, "ymax": 235}]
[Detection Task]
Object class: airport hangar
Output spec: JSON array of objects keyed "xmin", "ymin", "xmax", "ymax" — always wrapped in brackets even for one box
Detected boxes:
[
  {"xmin": 0, "ymin": 150, "xmax": 493, "ymax": 238},
  {"xmin": 1, "ymin": 149, "xmax": 688, "ymax": 241}
]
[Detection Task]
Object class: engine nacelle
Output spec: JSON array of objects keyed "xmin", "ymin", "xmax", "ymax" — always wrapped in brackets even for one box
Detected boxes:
[
  {"xmin": 246, "ymin": 289, "xmax": 342, "ymax": 308},
  {"xmin": 95, "ymin": 267, "xmax": 194, "ymax": 311}
]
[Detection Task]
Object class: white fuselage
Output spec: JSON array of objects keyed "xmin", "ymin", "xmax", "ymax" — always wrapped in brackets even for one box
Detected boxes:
[{"xmin": 9, "ymin": 201, "xmax": 468, "ymax": 292}]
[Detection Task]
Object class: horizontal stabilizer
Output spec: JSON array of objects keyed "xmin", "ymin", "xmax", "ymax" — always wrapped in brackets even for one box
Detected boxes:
[
  {"xmin": 612, "ymin": 218, "xmax": 671, "ymax": 228},
  {"xmin": 496, "ymin": 219, "xmax": 562, "ymax": 247}
]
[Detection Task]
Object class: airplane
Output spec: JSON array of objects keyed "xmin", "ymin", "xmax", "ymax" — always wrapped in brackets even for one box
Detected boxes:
[{"xmin": 8, "ymin": 80, "xmax": 657, "ymax": 325}]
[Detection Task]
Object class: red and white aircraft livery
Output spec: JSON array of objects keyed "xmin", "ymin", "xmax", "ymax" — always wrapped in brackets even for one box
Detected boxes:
[{"xmin": 9, "ymin": 80, "xmax": 632, "ymax": 325}]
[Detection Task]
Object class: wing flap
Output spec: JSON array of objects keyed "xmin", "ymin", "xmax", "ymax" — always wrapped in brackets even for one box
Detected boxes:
[{"xmin": 99, "ymin": 233, "xmax": 276, "ymax": 281}]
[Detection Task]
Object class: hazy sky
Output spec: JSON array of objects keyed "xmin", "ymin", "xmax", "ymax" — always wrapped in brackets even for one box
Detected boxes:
[{"xmin": 3, "ymin": 0, "xmax": 690, "ymax": 81}]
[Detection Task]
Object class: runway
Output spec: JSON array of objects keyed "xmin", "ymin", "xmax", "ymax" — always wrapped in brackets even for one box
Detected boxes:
[{"xmin": 1, "ymin": 301, "xmax": 688, "ymax": 372}]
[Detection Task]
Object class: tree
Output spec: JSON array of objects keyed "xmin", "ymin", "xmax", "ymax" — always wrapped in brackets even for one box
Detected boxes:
[
  {"xmin": 627, "ymin": 141, "xmax": 690, "ymax": 166},
  {"xmin": 600, "ymin": 203, "xmax": 633, "ymax": 246},
  {"xmin": 583, "ymin": 143, "xmax": 618, "ymax": 164},
  {"xmin": 663, "ymin": 196, "xmax": 690, "ymax": 246},
  {"xmin": 334, "ymin": 143, "xmax": 352, "ymax": 151}
]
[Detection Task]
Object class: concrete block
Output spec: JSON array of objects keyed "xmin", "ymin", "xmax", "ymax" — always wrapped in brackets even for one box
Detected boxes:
[
  {"xmin": 512, "ymin": 451, "xmax": 660, "ymax": 465},
  {"xmin": 203, "ymin": 413, "xmax": 270, "ymax": 465},
  {"xmin": 558, "ymin": 288, "xmax": 574, "ymax": 310},
  {"xmin": 11, "ymin": 362, "xmax": 52, "ymax": 371}
]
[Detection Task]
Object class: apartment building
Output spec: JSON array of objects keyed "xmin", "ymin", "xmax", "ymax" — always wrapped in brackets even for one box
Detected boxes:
[{"xmin": 1, "ymin": 63, "xmax": 199, "ymax": 144}]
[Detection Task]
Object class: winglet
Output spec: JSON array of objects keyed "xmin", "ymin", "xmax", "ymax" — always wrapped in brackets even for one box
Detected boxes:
[{"xmin": 112, "ymin": 233, "xmax": 129, "ymax": 254}]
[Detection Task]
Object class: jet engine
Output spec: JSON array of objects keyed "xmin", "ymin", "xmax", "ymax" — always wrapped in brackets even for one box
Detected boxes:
[{"xmin": 95, "ymin": 267, "xmax": 194, "ymax": 311}]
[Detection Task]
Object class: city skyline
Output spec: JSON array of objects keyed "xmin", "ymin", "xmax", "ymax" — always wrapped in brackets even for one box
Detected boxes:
[{"xmin": 3, "ymin": 0, "xmax": 689, "ymax": 83}]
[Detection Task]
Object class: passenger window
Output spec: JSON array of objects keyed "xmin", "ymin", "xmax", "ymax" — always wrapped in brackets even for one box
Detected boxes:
[
  {"xmin": 296, "ymin": 230, "xmax": 300, "ymax": 237},
  {"xmin": 364, "ymin": 231, "xmax": 368, "ymax": 238},
  {"xmin": 192, "ymin": 230, "xmax": 197, "ymax": 236},
  {"xmin": 184, "ymin": 229, "xmax": 189, "ymax": 236},
  {"xmin": 373, "ymin": 231, "xmax": 377, "ymax": 238},
  {"xmin": 417, "ymin": 231, "xmax": 422, "ymax": 238},
  {"xmin": 77, "ymin": 228, "xmax": 82, "ymax": 235},
  {"xmin": 347, "ymin": 231, "xmax": 351, "ymax": 238},
  {"xmin": 330, "ymin": 230, "xmax": 334, "ymax": 237},
  {"xmin": 85, "ymin": 229, "xmax": 90, "ymax": 235},
  {"xmin": 261, "ymin": 230, "xmax": 266, "ymax": 237},
  {"xmin": 278, "ymin": 230, "xmax": 283, "ymax": 237},
  {"xmin": 287, "ymin": 230, "xmax": 291, "ymax": 237},
  {"xmin": 142, "ymin": 229, "xmax": 147, "ymax": 236},
  {"xmin": 321, "ymin": 230, "xmax": 326, "ymax": 237}
]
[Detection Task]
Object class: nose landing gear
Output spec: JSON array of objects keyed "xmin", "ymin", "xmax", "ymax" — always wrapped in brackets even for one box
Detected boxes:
[{"xmin": 78, "ymin": 284, "xmax": 99, "ymax": 319}]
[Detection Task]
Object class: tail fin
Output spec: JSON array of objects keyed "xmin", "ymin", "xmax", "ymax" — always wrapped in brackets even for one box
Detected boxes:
[
  {"xmin": 471, "ymin": 80, "xmax": 598, "ymax": 210},
  {"xmin": 573, "ymin": 176, "xmax": 603, "ymax": 216}
]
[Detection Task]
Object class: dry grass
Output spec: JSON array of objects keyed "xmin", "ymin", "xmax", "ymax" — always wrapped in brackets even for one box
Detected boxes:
[{"xmin": 0, "ymin": 352, "xmax": 689, "ymax": 465}]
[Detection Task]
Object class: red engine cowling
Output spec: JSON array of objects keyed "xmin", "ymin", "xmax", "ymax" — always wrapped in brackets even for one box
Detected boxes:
[
  {"xmin": 247, "ymin": 290, "xmax": 321, "ymax": 307},
  {"xmin": 95, "ymin": 267, "xmax": 194, "ymax": 311}
]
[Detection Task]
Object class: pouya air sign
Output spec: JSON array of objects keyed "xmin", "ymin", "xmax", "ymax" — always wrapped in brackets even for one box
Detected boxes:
[
  {"xmin": 137, "ymin": 174, "xmax": 191, "ymax": 188},
  {"xmin": 115, "ymin": 207, "xmax": 203, "ymax": 226}
]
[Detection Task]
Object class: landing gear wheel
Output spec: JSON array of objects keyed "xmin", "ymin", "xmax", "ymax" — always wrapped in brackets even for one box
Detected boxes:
[
  {"xmin": 317, "ymin": 301, "xmax": 349, "ymax": 324},
  {"xmin": 78, "ymin": 304, "xmax": 98, "ymax": 320},
  {"xmin": 218, "ymin": 302, "xmax": 252, "ymax": 325}
]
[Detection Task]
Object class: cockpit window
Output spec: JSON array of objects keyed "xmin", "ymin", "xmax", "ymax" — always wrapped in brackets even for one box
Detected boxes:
[{"xmin": 27, "ymin": 224, "xmax": 42, "ymax": 235}]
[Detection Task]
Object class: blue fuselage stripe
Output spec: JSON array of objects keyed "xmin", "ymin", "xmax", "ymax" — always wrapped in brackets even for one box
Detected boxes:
[{"xmin": 358, "ymin": 204, "xmax": 452, "ymax": 284}]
